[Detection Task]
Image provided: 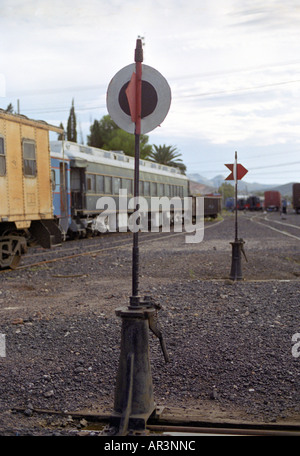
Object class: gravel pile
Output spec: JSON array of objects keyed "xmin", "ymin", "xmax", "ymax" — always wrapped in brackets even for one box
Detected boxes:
[{"xmin": 0, "ymin": 213, "xmax": 300, "ymax": 434}]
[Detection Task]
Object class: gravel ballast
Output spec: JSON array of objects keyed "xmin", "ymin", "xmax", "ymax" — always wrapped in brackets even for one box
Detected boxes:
[{"xmin": 0, "ymin": 212, "xmax": 300, "ymax": 434}]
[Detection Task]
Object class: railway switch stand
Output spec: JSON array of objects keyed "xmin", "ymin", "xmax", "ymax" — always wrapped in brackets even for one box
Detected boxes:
[
  {"xmin": 110, "ymin": 296, "xmax": 169, "ymax": 435},
  {"xmin": 106, "ymin": 39, "xmax": 171, "ymax": 436},
  {"xmin": 229, "ymin": 238, "xmax": 247, "ymax": 281},
  {"xmin": 225, "ymin": 152, "xmax": 248, "ymax": 281}
]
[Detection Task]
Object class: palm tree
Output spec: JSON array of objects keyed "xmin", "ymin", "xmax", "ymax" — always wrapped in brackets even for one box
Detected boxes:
[{"xmin": 149, "ymin": 144, "xmax": 186, "ymax": 174}]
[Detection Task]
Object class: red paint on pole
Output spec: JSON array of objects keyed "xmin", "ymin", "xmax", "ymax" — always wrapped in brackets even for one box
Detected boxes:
[
  {"xmin": 135, "ymin": 60, "xmax": 142, "ymax": 135},
  {"xmin": 125, "ymin": 72, "xmax": 137, "ymax": 123},
  {"xmin": 125, "ymin": 39, "xmax": 143, "ymax": 134}
]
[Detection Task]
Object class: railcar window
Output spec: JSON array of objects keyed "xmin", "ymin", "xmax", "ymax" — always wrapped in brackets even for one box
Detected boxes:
[
  {"xmin": 122, "ymin": 178, "xmax": 132, "ymax": 195},
  {"xmin": 139, "ymin": 181, "xmax": 144, "ymax": 195},
  {"xmin": 104, "ymin": 176, "xmax": 112, "ymax": 194},
  {"xmin": 113, "ymin": 177, "xmax": 121, "ymax": 194},
  {"xmin": 87, "ymin": 174, "xmax": 96, "ymax": 192},
  {"xmin": 96, "ymin": 175, "xmax": 104, "ymax": 193},
  {"xmin": 151, "ymin": 182, "xmax": 158, "ymax": 196},
  {"xmin": 23, "ymin": 140, "xmax": 36, "ymax": 177},
  {"xmin": 144, "ymin": 181, "xmax": 150, "ymax": 196},
  {"xmin": 0, "ymin": 137, "xmax": 6, "ymax": 176}
]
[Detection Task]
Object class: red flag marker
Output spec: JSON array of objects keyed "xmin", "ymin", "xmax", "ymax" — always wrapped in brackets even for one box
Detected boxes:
[{"xmin": 225, "ymin": 163, "xmax": 248, "ymax": 181}]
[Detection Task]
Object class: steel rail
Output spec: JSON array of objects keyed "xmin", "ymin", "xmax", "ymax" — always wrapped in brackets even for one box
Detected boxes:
[
  {"xmin": 1, "ymin": 219, "xmax": 224, "ymax": 273},
  {"xmin": 146, "ymin": 423, "xmax": 300, "ymax": 436},
  {"xmin": 12, "ymin": 406, "xmax": 300, "ymax": 436}
]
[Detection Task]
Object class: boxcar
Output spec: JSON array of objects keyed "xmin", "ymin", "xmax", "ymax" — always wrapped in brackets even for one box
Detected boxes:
[
  {"xmin": 203, "ymin": 195, "xmax": 222, "ymax": 218},
  {"xmin": 293, "ymin": 183, "xmax": 300, "ymax": 213},
  {"xmin": 0, "ymin": 110, "xmax": 63, "ymax": 268},
  {"xmin": 264, "ymin": 190, "xmax": 281, "ymax": 211},
  {"xmin": 188, "ymin": 181, "xmax": 222, "ymax": 219}
]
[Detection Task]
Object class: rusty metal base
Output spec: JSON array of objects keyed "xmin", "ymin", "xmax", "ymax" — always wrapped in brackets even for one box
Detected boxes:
[
  {"xmin": 111, "ymin": 305, "xmax": 157, "ymax": 435},
  {"xmin": 109, "ymin": 408, "xmax": 156, "ymax": 433},
  {"xmin": 229, "ymin": 239, "xmax": 245, "ymax": 281}
]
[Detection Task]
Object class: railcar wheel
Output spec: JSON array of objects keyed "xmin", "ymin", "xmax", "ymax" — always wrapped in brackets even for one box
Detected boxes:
[
  {"xmin": 9, "ymin": 254, "xmax": 21, "ymax": 270},
  {"xmin": 0, "ymin": 236, "xmax": 27, "ymax": 270}
]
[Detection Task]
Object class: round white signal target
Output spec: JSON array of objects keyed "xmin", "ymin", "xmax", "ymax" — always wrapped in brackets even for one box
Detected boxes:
[{"xmin": 106, "ymin": 63, "xmax": 171, "ymax": 134}]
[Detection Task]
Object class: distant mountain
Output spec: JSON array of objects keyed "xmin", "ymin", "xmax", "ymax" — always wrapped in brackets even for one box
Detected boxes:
[
  {"xmin": 187, "ymin": 173, "xmax": 213, "ymax": 187},
  {"xmin": 267, "ymin": 182, "xmax": 297, "ymax": 197},
  {"xmin": 187, "ymin": 173, "xmax": 297, "ymax": 196}
]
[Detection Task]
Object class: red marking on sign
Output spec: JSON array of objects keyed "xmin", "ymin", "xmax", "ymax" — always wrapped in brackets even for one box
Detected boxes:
[
  {"xmin": 125, "ymin": 72, "xmax": 137, "ymax": 123},
  {"xmin": 225, "ymin": 163, "xmax": 248, "ymax": 181}
]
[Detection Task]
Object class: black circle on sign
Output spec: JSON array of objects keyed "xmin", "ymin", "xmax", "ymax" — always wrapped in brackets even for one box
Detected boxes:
[{"xmin": 118, "ymin": 80, "xmax": 158, "ymax": 119}]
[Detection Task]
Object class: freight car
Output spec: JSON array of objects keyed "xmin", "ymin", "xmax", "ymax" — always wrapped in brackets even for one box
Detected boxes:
[
  {"xmin": 264, "ymin": 190, "xmax": 281, "ymax": 211},
  {"xmin": 50, "ymin": 140, "xmax": 189, "ymax": 237},
  {"xmin": 203, "ymin": 194, "xmax": 222, "ymax": 218},
  {"xmin": 188, "ymin": 181, "xmax": 222, "ymax": 220},
  {"xmin": 245, "ymin": 196, "xmax": 262, "ymax": 211},
  {"xmin": 293, "ymin": 183, "xmax": 300, "ymax": 213},
  {"xmin": 0, "ymin": 110, "xmax": 63, "ymax": 269}
]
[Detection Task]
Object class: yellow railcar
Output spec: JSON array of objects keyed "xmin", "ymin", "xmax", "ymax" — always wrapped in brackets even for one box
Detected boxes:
[{"xmin": 0, "ymin": 109, "xmax": 63, "ymax": 268}]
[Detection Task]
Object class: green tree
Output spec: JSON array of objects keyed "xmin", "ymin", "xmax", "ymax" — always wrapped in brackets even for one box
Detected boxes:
[
  {"xmin": 87, "ymin": 115, "xmax": 116, "ymax": 148},
  {"xmin": 57, "ymin": 122, "xmax": 65, "ymax": 140},
  {"xmin": 87, "ymin": 115, "xmax": 152, "ymax": 158},
  {"xmin": 5, "ymin": 103, "xmax": 14, "ymax": 113},
  {"xmin": 67, "ymin": 99, "xmax": 77, "ymax": 142},
  {"xmin": 148, "ymin": 144, "xmax": 186, "ymax": 174},
  {"xmin": 218, "ymin": 182, "xmax": 234, "ymax": 200}
]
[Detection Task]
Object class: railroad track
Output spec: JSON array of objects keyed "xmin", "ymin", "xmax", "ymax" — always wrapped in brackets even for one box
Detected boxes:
[
  {"xmin": 251, "ymin": 212, "xmax": 300, "ymax": 241},
  {"xmin": 2, "ymin": 219, "xmax": 224, "ymax": 273},
  {"xmin": 12, "ymin": 406, "xmax": 300, "ymax": 436}
]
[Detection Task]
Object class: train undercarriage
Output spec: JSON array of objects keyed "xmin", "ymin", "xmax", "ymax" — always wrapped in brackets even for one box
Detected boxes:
[{"xmin": 0, "ymin": 220, "xmax": 62, "ymax": 270}]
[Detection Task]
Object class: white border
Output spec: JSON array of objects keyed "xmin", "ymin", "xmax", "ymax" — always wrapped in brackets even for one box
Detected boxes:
[{"xmin": 106, "ymin": 64, "xmax": 171, "ymax": 134}]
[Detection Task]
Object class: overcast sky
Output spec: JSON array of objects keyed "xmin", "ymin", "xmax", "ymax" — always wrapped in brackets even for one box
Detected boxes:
[{"xmin": 1, "ymin": 0, "xmax": 300, "ymax": 185}]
